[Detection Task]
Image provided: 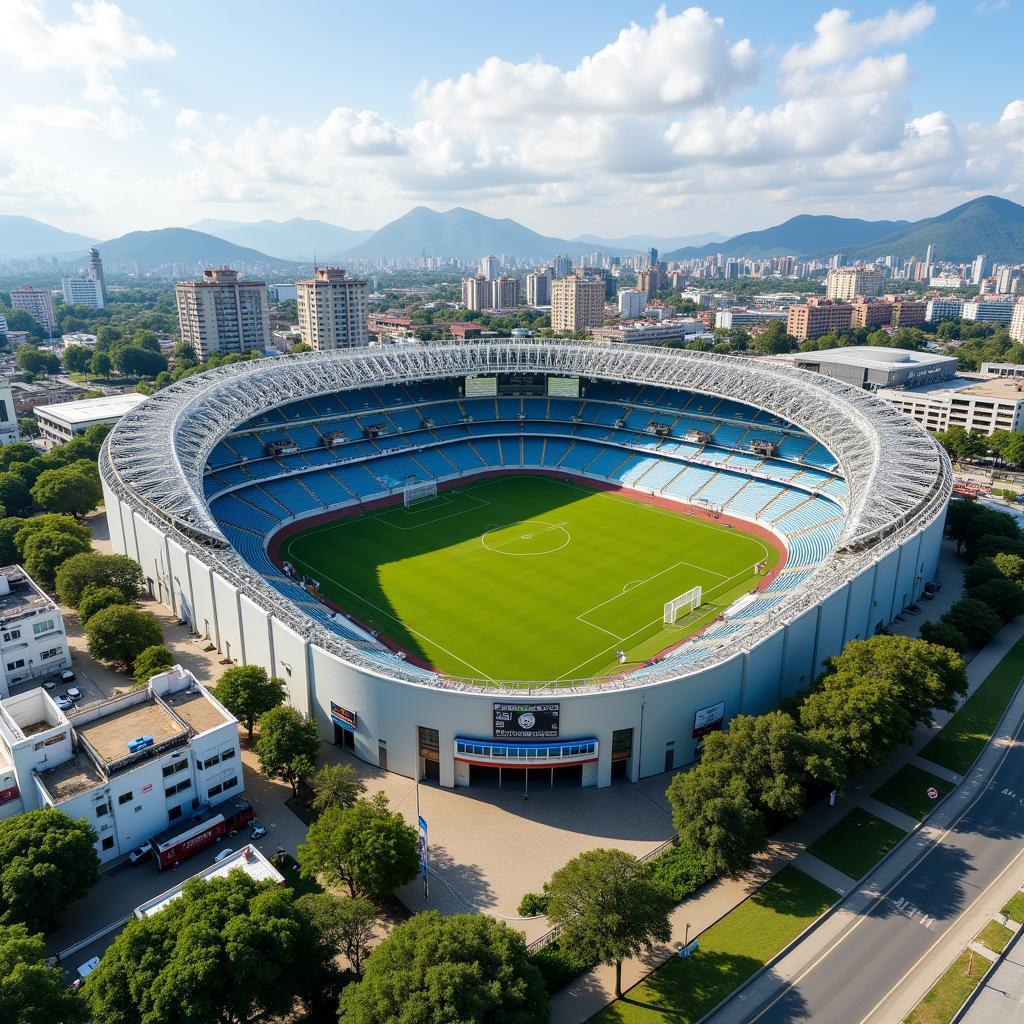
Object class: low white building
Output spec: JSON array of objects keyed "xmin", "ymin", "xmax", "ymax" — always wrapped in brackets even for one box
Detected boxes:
[
  {"xmin": 0, "ymin": 666, "xmax": 243, "ymax": 864},
  {"xmin": 963, "ymin": 300, "xmax": 1015, "ymax": 324},
  {"xmin": 0, "ymin": 565, "xmax": 70, "ymax": 697},
  {"xmin": 60, "ymin": 332, "xmax": 98, "ymax": 350},
  {"xmin": 34, "ymin": 392, "xmax": 148, "ymax": 449},
  {"xmin": 714, "ymin": 309, "xmax": 789, "ymax": 329},
  {"xmin": 877, "ymin": 374, "xmax": 1024, "ymax": 436},
  {"xmin": 0, "ymin": 377, "xmax": 18, "ymax": 447},
  {"xmin": 590, "ymin": 319, "xmax": 707, "ymax": 345},
  {"xmin": 925, "ymin": 298, "xmax": 964, "ymax": 322},
  {"xmin": 617, "ymin": 289, "xmax": 646, "ymax": 319},
  {"xmin": 61, "ymin": 277, "xmax": 105, "ymax": 309}
]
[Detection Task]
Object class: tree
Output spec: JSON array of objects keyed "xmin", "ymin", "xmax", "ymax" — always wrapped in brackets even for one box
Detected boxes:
[
  {"xmin": 298, "ymin": 793, "xmax": 418, "ymax": 899},
  {"xmin": 992, "ymin": 552, "xmax": 1024, "ymax": 586},
  {"xmin": 338, "ymin": 911, "xmax": 548, "ymax": 1024},
  {"xmin": 84, "ymin": 872, "xmax": 326, "ymax": 1024},
  {"xmin": 20, "ymin": 530, "xmax": 92, "ymax": 589},
  {"xmin": 0, "ymin": 809, "xmax": 98, "ymax": 931},
  {"xmin": 255, "ymin": 705, "xmax": 319, "ymax": 796},
  {"xmin": 666, "ymin": 772, "xmax": 767, "ymax": 878},
  {"xmin": 919, "ymin": 620, "xmax": 969, "ymax": 653},
  {"xmin": 310, "ymin": 762, "xmax": 366, "ymax": 814},
  {"xmin": 85, "ymin": 604, "xmax": 164, "ymax": 671},
  {"xmin": 942, "ymin": 597, "xmax": 1003, "ymax": 648},
  {"xmin": 113, "ymin": 346, "xmax": 166, "ymax": 377},
  {"xmin": 132, "ymin": 644, "xmax": 175, "ymax": 682},
  {"xmin": 545, "ymin": 848, "xmax": 673, "ymax": 998},
  {"xmin": 14, "ymin": 345, "xmax": 59, "ymax": 376},
  {"xmin": 76, "ymin": 585, "xmax": 128, "ymax": 624},
  {"xmin": 30, "ymin": 463, "xmax": 103, "ymax": 517},
  {"xmin": 295, "ymin": 892, "xmax": 376, "ymax": 976},
  {"xmin": 0, "ymin": 923, "xmax": 88, "ymax": 1024},
  {"xmin": 970, "ymin": 578, "xmax": 1024, "ymax": 623},
  {"xmin": 14, "ymin": 513, "xmax": 91, "ymax": 559},
  {"xmin": 88, "ymin": 351, "xmax": 111, "ymax": 377},
  {"xmin": 0, "ymin": 518, "xmax": 22, "ymax": 564},
  {"xmin": 61, "ymin": 345, "xmax": 93, "ymax": 373},
  {"xmin": 0, "ymin": 473, "xmax": 30, "ymax": 517},
  {"xmin": 213, "ymin": 665, "xmax": 286, "ymax": 742},
  {"xmin": 55, "ymin": 552, "xmax": 144, "ymax": 608}
]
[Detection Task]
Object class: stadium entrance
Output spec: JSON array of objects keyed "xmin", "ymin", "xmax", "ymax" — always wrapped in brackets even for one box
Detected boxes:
[{"xmin": 453, "ymin": 737, "xmax": 599, "ymax": 788}]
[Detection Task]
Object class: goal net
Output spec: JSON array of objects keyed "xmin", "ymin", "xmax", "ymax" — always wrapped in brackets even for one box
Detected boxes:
[
  {"xmin": 664, "ymin": 586, "xmax": 702, "ymax": 625},
  {"xmin": 404, "ymin": 480, "xmax": 437, "ymax": 507}
]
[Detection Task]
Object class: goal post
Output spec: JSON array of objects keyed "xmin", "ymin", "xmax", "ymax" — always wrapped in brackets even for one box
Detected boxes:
[
  {"xmin": 664, "ymin": 585, "xmax": 702, "ymax": 625},
  {"xmin": 403, "ymin": 480, "xmax": 437, "ymax": 507}
]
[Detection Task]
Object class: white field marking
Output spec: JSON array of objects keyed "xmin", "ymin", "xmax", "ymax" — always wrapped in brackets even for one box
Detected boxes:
[
  {"xmin": 544, "ymin": 475, "xmax": 773, "ymax": 566},
  {"xmin": 557, "ymin": 560, "xmax": 762, "ymax": 680},
  {"xmin": 282, "ymin": 548, "xmax": 496, "ymax": 681},
  {"xmin": 480, "ymin": 520, "xmax": 571, "ymax": 556},
  {"xmin": 398, "ymin": 492, "xmax": 456, "ymax": 515},
  {"xmin": 373, "ymin": 492, "xmax": 491, "ymax": 532}
]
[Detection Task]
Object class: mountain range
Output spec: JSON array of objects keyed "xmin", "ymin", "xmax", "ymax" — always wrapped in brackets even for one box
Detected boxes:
[
  {"xmin": 3, "ymin": 195, "xmax": 1022, "ymax": 269},
  {"xmin": 576, "ymin": 231, "xmax": 727, "ymax": 251},
  {"xmin": 188, "ymin": 217, "xmax": 374, "ymax": 260},
  {"xmin": 0, "ymin": 215, "xmax": 98, "ymax": 258}
]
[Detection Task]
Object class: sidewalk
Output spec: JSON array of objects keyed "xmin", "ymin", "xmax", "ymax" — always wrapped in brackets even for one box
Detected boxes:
[{"xmin": 550, "ymin": 551, "xmax": 1015, "ymax": 1024}]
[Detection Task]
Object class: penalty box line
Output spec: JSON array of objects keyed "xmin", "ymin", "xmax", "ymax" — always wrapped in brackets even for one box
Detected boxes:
[{"xmin": 373, "ymin": 491, "xmax": 491, "ymax": 531}]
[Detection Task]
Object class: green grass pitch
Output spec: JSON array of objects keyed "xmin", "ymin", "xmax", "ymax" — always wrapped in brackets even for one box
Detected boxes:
[{"xmin": 280, "ymin": 475, "xmax": 778, "ymax": 684}]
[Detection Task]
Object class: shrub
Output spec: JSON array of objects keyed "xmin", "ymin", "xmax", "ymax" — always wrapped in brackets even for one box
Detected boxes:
[
  {"xmin": 77, "ymin": 585, "xmax": 127, "ymax": 624},
  {"xmin": 529, "ymin": 938, "xmax": 595, "ymax": 994},
  {"xmin": 919, "ymin": 620, "xmax": 969, "ymax": 653},
  {"xmin": 517, "ymin": 890, "xmax": 550, "ymax": 917},
  {"xmin": 650, "ymin": 841, "xmax": 714, "ymax": 901}
]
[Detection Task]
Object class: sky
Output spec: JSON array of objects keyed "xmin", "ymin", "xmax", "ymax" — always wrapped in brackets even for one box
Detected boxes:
[{"xmin": 1, "ymin": 0, "xmax": 1023, "ymax": 241}]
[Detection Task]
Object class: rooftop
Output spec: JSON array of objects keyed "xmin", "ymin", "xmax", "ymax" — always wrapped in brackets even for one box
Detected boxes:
[
  {"xmin": 880, "ymin": 374, "xmax": 1024, "ymax": 400},
  {"xmin": 73, "ymin": 699, "xmax": 185, "ymax": 766},
  {"xmin": 134, "ymin": 845, "xmax": 283, "ymax": 918},
  {"xmin": 34, "ymin": 392, "xmax": 147, "ymax": 426},
  {"xmin": 0, "ymin": 565, "xmax": 56, "ymax": 626},
  {"xmin": 161, "ymin": 688, "xmax": 229, "ymax": 735},
  {"xmin": 37, "ymin": 753, "xmax": 104, "ymax": 802},
  {"xmin": 777, "ymin": 346, "xmax": 955, "ymax": 371}
]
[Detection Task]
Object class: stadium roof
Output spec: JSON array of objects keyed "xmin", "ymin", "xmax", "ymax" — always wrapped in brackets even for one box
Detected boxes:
[
  {"xmin": 100, "ymin": 340, "xmax": 952, "ymax": 693},
  {"xmin": 35, "ymin": 391, "xmax": 147, "ymax": 426}
]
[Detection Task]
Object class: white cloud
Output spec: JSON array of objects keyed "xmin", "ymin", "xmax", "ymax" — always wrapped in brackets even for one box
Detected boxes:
[
  {"xmin": 141, "ymin": 87, "xmax": 163, "ymax": 109},
  {"xmin": 416, "ymin": 6, "xmax": 757, "ymax": 123},
  {"xmin": 0, "ymin": 103, "xmax": 139, "ymax": 140},
  {"xmin": 0, "ymin": 0, "xmax": 174, "ymax": 104},
  {"xmin": 782, "ymin": 3, "xmax": 935, "ymax": 71},
  {"xmin": 780, "ymin": 53, "xmax": 911, "ymax": 97},
  {"xmin": 174, "ymin": 108, "xmax": 204, "ymax": 132}
]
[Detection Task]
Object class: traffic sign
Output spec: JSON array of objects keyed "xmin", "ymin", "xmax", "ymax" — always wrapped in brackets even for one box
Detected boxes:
[
  {"xmin": 926, "ymin": 786, "xmax": 939, "ymax": 800},
  {"xmin": 677, "ymin": 939, "xmax": 700, "ymax": 959}
]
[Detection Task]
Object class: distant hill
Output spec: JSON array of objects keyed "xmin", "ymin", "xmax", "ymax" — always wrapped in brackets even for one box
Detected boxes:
[
  {"xmin": 845, "ymin": 195, "xmax": 1024, "ymax": 264},
  {"xmin": 576, "ymin": 230, "xmax": 727, "ymax": 251},
  {"xmin": 189, "ymin": 217, "xmax": 375, "ymax": 260},
  {"xmin": 345, "ymin": 206, "xmax": 616, "ymax": 261},
  {"xmin": 664, "ymin": 214, "xmax": 910, "ymax": 261},
  {"xmin": 93, "ymin": 228, "xmax": 296, "ymax": 269},
  {"xmin": 0, "ymin": 215, "xmax": 98, "ymax": 258}
]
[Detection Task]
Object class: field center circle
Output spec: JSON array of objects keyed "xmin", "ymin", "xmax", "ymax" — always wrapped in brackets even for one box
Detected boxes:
[{"xmin": 481, "ymin": 520, "xmax": 571, "ymax": 556}]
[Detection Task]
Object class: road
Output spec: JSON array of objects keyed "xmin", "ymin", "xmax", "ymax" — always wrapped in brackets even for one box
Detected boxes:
[{"xmin": 714, "ymin": 717, "xmax": 1024, "ymax": 1024}]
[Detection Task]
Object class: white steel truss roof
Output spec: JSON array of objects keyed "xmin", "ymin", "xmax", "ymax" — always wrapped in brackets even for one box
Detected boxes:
[{"xmin": 100, "ymin": 340, "xmax": 952, "ymax": 694}]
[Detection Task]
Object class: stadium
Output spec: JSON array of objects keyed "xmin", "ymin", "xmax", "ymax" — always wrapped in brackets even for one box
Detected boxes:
[{"xmin": 99, "ymin": 340, "xmax": 952, "ymax": 790}]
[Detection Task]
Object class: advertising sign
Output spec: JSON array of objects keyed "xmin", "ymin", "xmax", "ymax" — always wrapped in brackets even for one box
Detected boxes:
[
  {"xmin": 417, "ymin": 816, "xmax": 429, "ymax": 880},
  {"xmin": 692, "ymin": 701, "xmax": 726, "ymax": 738},
  {"xmin": 330, "ymin": 702, "xmax": 357, "ymax": 732},
  {"xmin": 493, "ymin": 702, "xmax": 560, "ymax": 739}
]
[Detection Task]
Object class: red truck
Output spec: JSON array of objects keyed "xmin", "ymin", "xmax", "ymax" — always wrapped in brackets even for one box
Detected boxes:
[{"xmin": 150, "ymin": 797, "xmax": 254, "ymax": 870}]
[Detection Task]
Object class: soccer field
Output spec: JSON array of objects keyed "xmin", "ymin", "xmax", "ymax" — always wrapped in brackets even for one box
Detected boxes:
[{"xmin": 279, "ymin": 475, "xmax": 778, "ymax": 683}]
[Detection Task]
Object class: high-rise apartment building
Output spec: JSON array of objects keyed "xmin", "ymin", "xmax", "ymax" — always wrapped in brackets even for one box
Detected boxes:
[
  {"xmin": 480, "ymin": 255, "xmax": 501, "ymax": 280},
  {"xmin": 61, "ymin": 275, "xmax": 105, "ymax": 308},
  {"xmin": 295, "ymin": 268, "xmax": 369, "ymax": 351},
  {"xmin": 1009, "ymin": 300, "xmax": 1024, "ymax": 343},
  {"xmin": 551, "ymin": 255, "xmax": 574, "ymax": 279},
  {"xmin": 786, "ymin": 300, "xmax": 854, "ymax": 340},
  {"xmin": 972, "ymin": 254, "xmax": 988, "ymax": 286},
  {"xmin": 617, "ymin": 289, "xmax": 647, "ymax": 319},
  {"xmin": 461, "ymin": 275, "xmax": 491, "ymax": 312},
  {"xmin": 551, "ymin": 274, "xmax": 605, "ymax": 334},
  {"xmin": 825, "ymin": 268, "xmax": 884, "ymax": 301},
  {"xmin": 636, "ymin": 268, "xmax": 665, "ymax": 297},
  {"xmin": 175, "ymin": 268, "xmax": 270, "ymax": 360},
  {"xmin": 10, "ymin": 286, "xmax": 56, "ymax": 333},
  {"xmin": 489, "ymin": 275, "xmax": 520, "ymax": 308},
  {"xmin": 963, "ymin": 300, "xmax": 1015, "ymax": 325},
  {"xmin": 88, "ymin": 247, "xmax": 107, "ymax": 304},
  {"xmin": 648, "ymin": 247, "xmax": 658, "ymax": 268},
  {"xmin": 525, "ymin": 269, "xmax": 551, "ymax": 306}
]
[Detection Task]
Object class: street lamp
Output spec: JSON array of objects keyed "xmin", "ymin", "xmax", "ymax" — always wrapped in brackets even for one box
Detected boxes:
[{"xmin": 684, "ymin": 921, "xmax": 691, "ymax": 948}]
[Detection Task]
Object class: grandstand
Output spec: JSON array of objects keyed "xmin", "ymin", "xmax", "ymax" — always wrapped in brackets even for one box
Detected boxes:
[{"xmin": 100, "ymin": 341, "xmax": 951, "ymax": 789}]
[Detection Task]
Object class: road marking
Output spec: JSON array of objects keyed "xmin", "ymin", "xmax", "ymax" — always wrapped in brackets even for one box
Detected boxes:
[{"xmin": 737, "ymin": 675, "xmax": 1024, "ymax": 1024}]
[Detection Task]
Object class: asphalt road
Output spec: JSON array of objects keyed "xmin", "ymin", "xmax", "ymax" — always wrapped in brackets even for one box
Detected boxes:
[{"xmin": 725, "ymin": 721, "xmax": 1024, "ymax": 1024}]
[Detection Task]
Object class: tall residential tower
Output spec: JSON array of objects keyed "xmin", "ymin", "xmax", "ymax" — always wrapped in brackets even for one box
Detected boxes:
[{"xmin": 296, "ymin": 268, "xmax": 370, "ymax": 350}]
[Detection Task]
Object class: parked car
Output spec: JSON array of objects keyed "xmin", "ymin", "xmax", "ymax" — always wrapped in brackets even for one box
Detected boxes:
[
  {"xmin": 128, "ymin": 841, "xmax": 153, "ymax": 865},
  {"xmin": 213, "ymin": 847, "xmax": 235, "ymax": 863},
  {"xmin": 54, "ymin": 696, "xmax": 73, "ymax": 711},
  {"xmin": 41, "ymin": 677, "xmax": 57, "ymax": 690},
  {"xmin": 60, "ymin": 669, "xmax": 76, "ymax": 684},
  {"xmin": 250, "ymin": 821, "xmax": 267, "ymax": 839},
  {"xmin": 65, "ymin": 687, "xmax": 82, "ymax": 702}
]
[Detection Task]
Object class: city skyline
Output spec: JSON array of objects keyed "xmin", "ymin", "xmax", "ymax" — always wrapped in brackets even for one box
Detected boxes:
[{"xmin": 1, "ymin": 1, "xmax": 1023, "ymax": 240}]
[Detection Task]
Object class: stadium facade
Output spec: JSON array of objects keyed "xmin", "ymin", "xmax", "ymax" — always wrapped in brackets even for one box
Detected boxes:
[{"xmin": 100, "ymin": 341, "xmax": 951, "ymax": 789}]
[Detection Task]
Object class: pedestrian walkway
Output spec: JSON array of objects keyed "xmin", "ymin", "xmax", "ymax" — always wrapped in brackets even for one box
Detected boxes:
[
  {"xmin": 961, "ymin": 935, "xmax": 1024, "ymax": 1024},
  {"xmin": 792, "ymin": 852, "xmax": 855, "ymax": 895},
  {"xmin": 550, "ymin": 559, "xmax": 1024, "ymax": 1024}
]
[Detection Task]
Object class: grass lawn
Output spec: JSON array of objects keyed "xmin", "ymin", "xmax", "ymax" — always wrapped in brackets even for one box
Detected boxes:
[
  {"xmin": 277, "ymin": 853, "xmax": 323, "ymax": 899},
  {"xmin": 905, "ymin": 950, "xmax": 986, "ymax": 1024},
  {"xmin": 871, "ymin": 764, "xmax": 952, "ymax": 821},
  {"xmin": 1003, "ymin": 891, "xmax": 1024, "ymax": 922},
  {"xmin": 593, "ymin": 867, "xmax": 835, "ymax": 1023},
  {"xmin": 977, "ymin": 920, "xmax": 1013, "ymax": 954},
  {"xmin": 921, "ymin": 640, "xmax": 1024, "ymax": 775},
  {"xmin": 806, "ymin": 808, "xmax": 907, "ymax": 880},
  {"xmin": 280, "ymin": 474, "xmax": 776, "ymax": 682}
]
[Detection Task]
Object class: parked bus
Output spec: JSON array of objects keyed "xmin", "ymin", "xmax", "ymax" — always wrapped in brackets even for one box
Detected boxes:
[{"xmin": 150, "ymin": 797, "xmax": 254, "ymax": 870}]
